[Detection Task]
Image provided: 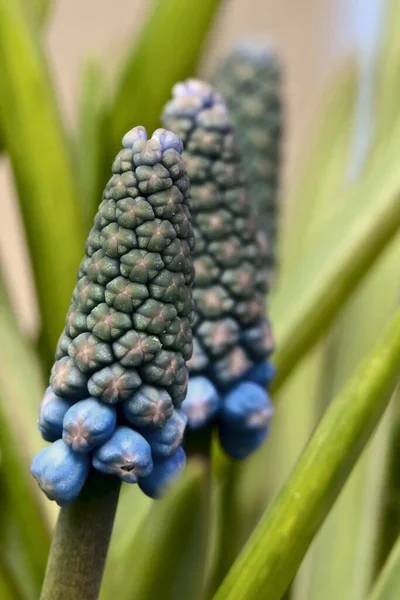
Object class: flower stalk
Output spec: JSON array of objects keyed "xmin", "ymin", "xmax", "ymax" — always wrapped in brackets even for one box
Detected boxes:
[{"xmin": 40, "ymin": 471, "xmax": 120, "ymax": 600}]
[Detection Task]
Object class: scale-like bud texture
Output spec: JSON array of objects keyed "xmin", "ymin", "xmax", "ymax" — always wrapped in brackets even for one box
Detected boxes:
[
  {"xmin": 31, "ymin": 127, "xmax": 194, "ymax": 505},
  {"xmin": 163, "ymin": 80, "xmax": 275, "ymax": 460},
  {"xmin": 213, "ymin": 43, "xmax": 283, "ymax": 275}
]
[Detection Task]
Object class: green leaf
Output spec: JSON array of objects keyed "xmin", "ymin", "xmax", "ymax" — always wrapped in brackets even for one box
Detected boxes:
[
  {"xmin": 374, "ymin": 0, "xmax": 400, "ymax": 143},
  {"xmin": 281, "ymin": 58, "xmax": 357, "ymax": 271},
  {"xmin": 212, "ymin": 307, "xmax": 400, "ymax": 600},
  {"xmin": 0, "ymin": 0, "xmax": 85, "ymax": 356},
  {"xmin": 26, "ymin": 0, "xmax": 52, "ymax": 26},
  {"xmin": 0, "ymin": 301, "xmax": 52, "ymax": 595},
  {"xmin": 369, "ymin": 529, "xmax": 400, "ymax": 600},
  {"xmin": 0, "ymin": 553, "xmax": 23, "ymax": 600},
  {"xmin": 271, "ymin": 120, "xmax": 400, "ymax": 390},
  {"xmin": 104, "ymin": 459, "xmax": 210, "ymax": 600},
  {"xmin": 107, "ymin": 0, "xmax": 223, "ymax": 158},
  {"xmin": 76, "ymin": 57, "xmax": 107, "ymax": 227}
]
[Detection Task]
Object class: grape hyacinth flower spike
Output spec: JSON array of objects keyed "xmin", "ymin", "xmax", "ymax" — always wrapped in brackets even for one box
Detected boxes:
[
  {"xmin": 31, "ymin": 126, "xmax": 195, "ymax": 506},
  {"xmin": 213, "ymin": 42, "xmax": 283, "ymax": 278},
  {"xmin": 163, "ymin": 80, "xmax": 275, "ymax": 460}
]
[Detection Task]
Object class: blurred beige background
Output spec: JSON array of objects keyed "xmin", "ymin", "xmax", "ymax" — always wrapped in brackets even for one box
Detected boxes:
[{"xmin": 0, "ymin": 0, "xmax": 353, "ymax": 334}]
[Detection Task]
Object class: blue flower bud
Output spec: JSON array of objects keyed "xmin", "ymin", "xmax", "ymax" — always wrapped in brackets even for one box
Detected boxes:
[
  {"xmin": 244, "ymin": 361, "xmax": 276, "ymax": 387},
  {"xmin": 38, "ymin": 386, "xmax": 72, "ymax": 442},
  {"xmin": 218, "ymin": 423, "xmax": 268, "ymax": 460},
  {"xmin": 182, "ymin": 376, "xmax": 219, "ymax": 429},
  {"xmin": 220, "ymin": 381, "xmax": 273, "ymax": 430},
  {"xmin": 140, "ymin": 410, "xmax": 187, "ymax": 457},
  {"xmin": 139, "ymin": 447, "xmax": 186, "ymax": 498},
  {"xmin": 62, "ymin": 398, "xmax": 117, "ymax": 452},
  {"xmin": 30, "ymin": 440, "xmax": 90, "ymax": 506},
  {"xmin": 92, "ymin": 426, "xmax": 153, "ymax": 483},
  {"xmin": 121, "ymin": 385, "xmax": 173, "ymax": 428}
]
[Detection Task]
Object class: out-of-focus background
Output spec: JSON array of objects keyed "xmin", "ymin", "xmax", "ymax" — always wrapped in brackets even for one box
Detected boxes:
[{"xmin": 0, "ymin": 0, "xmax": 378, "ymax": 335}]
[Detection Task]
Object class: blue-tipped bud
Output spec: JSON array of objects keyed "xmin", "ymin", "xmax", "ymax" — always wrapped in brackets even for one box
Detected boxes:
[
  {"xmin": 244, "ymin": 361, "xmax": 276, "ymax": 387},
  {"xmin": 62, "ymin": 398, "xmax": 117, "ymax": 452},
  {"xmin": 139, "ymin": 447, "xmax": 186, "ymax": 498},
  {"xmin": 140, "ymin": 410, "xmax": 187, "ymax": 457},
  {"xmin": 121, "ymin": 385, "xmax": 174, "ymax": 428},
  {"xmin": 92, "ymin": 426, "xmax": 153, "ymax": 483},
  {"xmin": 220, "ymin": 382, "xmax": 273, "ymax": 430},
  {"xmin": 182, "ymin": 376, "xmax": 219, "ymax": 429},
  {"xmin": 218, "ymin": 423, "xmax": 268, "ymax": 460},
  {"xmin": 38, "ymin": 386, "xmax": 72, "ymax": 442},
  {"xmin": 30, "ymin": 440, "xmax": 90, "ymax": 506}
]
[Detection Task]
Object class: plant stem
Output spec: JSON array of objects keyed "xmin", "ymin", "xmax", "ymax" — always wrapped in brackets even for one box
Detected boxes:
[
  {"xmin": 40, "ymin": 470, "xmax": 121, "ymax": 600},
  {"xmin": 213, "ymin": 307, "xmax": 400, "ymax": 600}
]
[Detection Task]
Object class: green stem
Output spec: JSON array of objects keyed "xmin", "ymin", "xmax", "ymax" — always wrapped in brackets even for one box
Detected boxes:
[
  {"xmin": 369, "ymin": 527, "xmax": 400, "ymax": 600},
  {"xmin": 40, "ymin": 471, "xmax": 121, "ymax": 600},
  {"xmin": 270, "ymin": 130, "xmax": 400, "ymax": 391},
  {"xmin": 213, "ymin": 307, "xmax": 400, "ymax": 600}
]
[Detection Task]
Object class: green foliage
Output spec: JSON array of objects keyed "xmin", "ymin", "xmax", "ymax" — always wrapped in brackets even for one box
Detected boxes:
[
  {"xmin": 0, "ymin": 0, "xmax": 399, "ymax": 599},
  {"xmin": 213, "ymin": 308, "xmax": 400, "ymax": 600},
  {"xmin": 0, "ymin": 0, "xmax": 85, "ymax": 358},
  {"xmin": 103, "ymin": 459, "xmax": 210, "ymax": 600}
]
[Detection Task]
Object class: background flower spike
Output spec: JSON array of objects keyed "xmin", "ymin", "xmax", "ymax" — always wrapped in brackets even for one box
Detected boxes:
[
  {"xmin": 163, "ymin": 80, "xmax": 275, "ymax": 460},
  {"xmin": 212, "ymin": 41, "xmax": 283, "ymax": 279},
  {"xmin": 31, "ymin": 126, "xmax": 195, "ymax": 505},
  {"xmin": 138, "ymin": 446, "xmax": 187, "ymax": 498}
]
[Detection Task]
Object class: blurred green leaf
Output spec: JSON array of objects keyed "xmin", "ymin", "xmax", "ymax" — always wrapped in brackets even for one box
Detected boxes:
[
  {"xmin": 76, "ymin": 58, "xmax": 108, "ymax": 228},
  {"xmin": 26, "ymin": 0, "xmax": 52, "ymax": 26},
  {"xmin": 102, "ymin": 0, "xmax": 224, "ymax": 193},
  {"xmin": 0, "ymin": 300, "xmax": 52, "ymax": 594},
  {"xmin": 369, "ymin": 525, "xmax": 400, "ymax": 600},
  {"xmin": 374, "ymin": 0, "xmax": 400, "ymax": 143},
  {"xmin": 376, "ymin": 388, "xmax": 400, "ymax": 568},
  {"xmin": 104, "ymin": 459, "xmax": 210, "ymax": 600},
  {"xmin": 280, "ymin": 58, "xmax": 358, "ymax": 271},
  {"xmin": 213, "ymin": 307, "xmax": 400, "ymax": 600},
  {"xmin": 0, "ymin": 554, "xmax": 23, "ymax": 600},
  {"xmin": 101, "ymin": 485, "xmax": 152, "ymax": 597},
  {"xmin": 0, "ymin": 0, "xmax": 85, "ymax": 357},
  {"xmin": 296, "ymin": 240, "xmax": 400, "ymax": 600},
  {"xmin": 271, "ymin": 118, "xmax": 400, "ymax": 390}
]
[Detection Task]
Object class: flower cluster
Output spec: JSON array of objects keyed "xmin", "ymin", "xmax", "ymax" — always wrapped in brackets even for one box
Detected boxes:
[
  {"xmin": 31, "ymin": 127, "xmax": 195, "ymax": 505},
  {"xmin": 213, "ymin": 43, "xmax": 283, "ymax": 276},
  {"xmin": 163, "ymin": 80, "xmax": 274, "ymax": 460}
]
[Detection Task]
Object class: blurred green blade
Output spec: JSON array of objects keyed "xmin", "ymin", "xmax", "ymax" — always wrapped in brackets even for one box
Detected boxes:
[
  {"xmin": 213, "ymin": 307, "xmax": 400, "ymax": 600},
  {"xmin": 0, "ymin": 302, "xmax": 51, "ymax": 594},
  {"xmin": 271, "ymin": 120, "xmax": 400, "ymax": 390},
  {"xmin": 297, "ymin": 235, "xmax": 400, "ymax": 600},
  {"xmin": 108, "ymin": 0, "xmax": 223, "ymax": 153},
  {"xmin": 105, "ymin": 459, "xmax": 210, "ymax": 600},
  {"xmin": 281, "ymin": 58, "xmax": 357, "ymax": 271},
  {"xmin": 369, "ymin": 528, "xmax": 400, "ymax": 600},
  {"xmin": 0, "ymin": 0, "xmax": 85, "ymax": 355},
  {"xmin": 0, "ymin": 556, "xmax": 23, "ymax": 600},
  {"xmin": 375, "ymin": 0, "xmax": 400, "ymax": 142},
  {"xmin": 76, "ymin": 57, "xmax": 107, "ymax": 227},
  {"xmin": 27, "ymin": 0, "xmax": 52, "ymax": 26}
]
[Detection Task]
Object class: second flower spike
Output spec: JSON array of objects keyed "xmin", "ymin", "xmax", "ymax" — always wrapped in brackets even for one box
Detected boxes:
[{"xmin": 163, "ymin": 80, "xmax": 275, "ymax": 459}]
